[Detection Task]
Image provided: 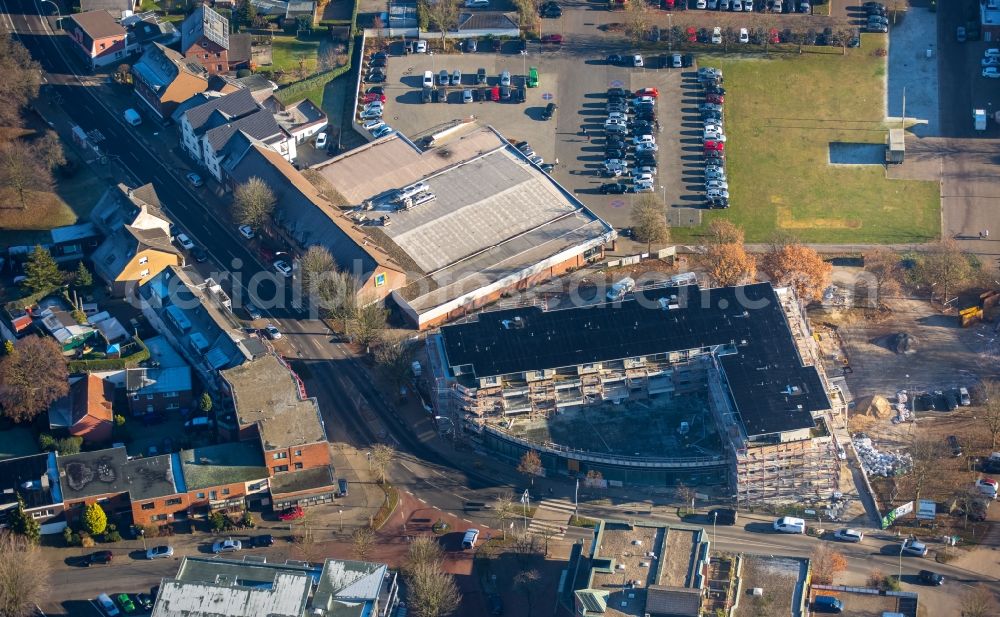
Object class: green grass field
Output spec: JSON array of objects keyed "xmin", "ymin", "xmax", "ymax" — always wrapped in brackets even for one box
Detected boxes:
[
  {"xmin": 675, "ymin": 35, "xmax": 940, "ymax": 244},
  {"xmin": 270, "ymin": 35, "xmax": 322, "ymax": 80}
]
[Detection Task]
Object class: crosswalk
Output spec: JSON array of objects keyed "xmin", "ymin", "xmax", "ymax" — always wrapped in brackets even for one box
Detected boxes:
[{"xmin": 526, "ymin": 499, "xmax": 578, "ymax": 538}]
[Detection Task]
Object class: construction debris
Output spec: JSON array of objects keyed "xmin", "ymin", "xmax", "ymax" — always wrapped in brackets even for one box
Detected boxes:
[
  {"xmin": 890, "ymin": 332, "xmax": 916, "ymax": 354},
  {"xmin": 852, "ymin": 434, "xmax": 912, "ymax": 477}
]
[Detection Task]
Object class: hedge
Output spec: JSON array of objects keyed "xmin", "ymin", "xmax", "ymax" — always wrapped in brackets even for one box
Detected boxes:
[
  {"xmin": 4, "ymin": 286, "xmax": 61, "ymax": 312},
  {"xmin": 274, "ymin": 0, "xmax": 359, "ymax": 105},
  {"xmin": 68, "ymin": 336, "xmax": 149, "ymax": 372}
]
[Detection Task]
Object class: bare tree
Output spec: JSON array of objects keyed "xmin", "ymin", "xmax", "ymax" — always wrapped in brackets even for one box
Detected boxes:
[
  {"xmin": 405, "ymin": 535, "xmax": 445, "ymax": 575},
  {"xmin": 705, "ymin": 219, "xmax": 745, "ymax": 246},
  {"xmin": 0, "ymin": 132, "xmax": 63, "ymax": 210},
  {"xmin": 316, "ymin": 270, "xmax": 360, "ymax": 323},
  {"xmin": 374, "ymin": 334, "xmax": 415, "ymax": 393},
  {"xmin": 301, "ymin": 245, "xmax": 336, "ymax": 297},
  {"xmin": 630, "ymin": 195, "xmax": 670, "ymax": 253},
  {"xmin": 352, "ymin": 526, "xmax": 377, "ymax": 560},
  {"xmin": 624, "ymin": 0, "xmax": 650, "ymax": 44},
  {"xmin": 0, "ymin": 33, "xmax": 41, "ymax": 128},
  {"xmin": 916, "ymin": 240, "xmax": 972, "ymax": 303},
  {"xmin": 862, "ymin": 247, "xmax": 902, "ymax": 307},
  {"xmin": 981, "ymin": 380, "xmax": 1000, "ymax": 450},
  {"xmin": 961, "ymin": 584, "xmax": 997, "ymax": 617},
  {"xmin": 351, "ymin": 300, "xmax": 388, "ymax": 349},
  {"xmin": 233, "ymin": 177, "xmax": 276, "ymax": 230},
  {"xmin": 810, "ymin": 545, "xmax": 848, "ymax": 585},
  {"xmin": 369, "ymin": 443, "xmax": 395, "ymax": 485},
  {"xmin": 424, "ymin": 0, "xmax": 460, "ymax": 49},
  {"xmin": 722, "ymin": 27, "xmax": 739, "ymax": 51},
  {"xmin": 405, "ymin": 537, "xmax": 461, "ymax": 617},
  {"xmin": 907, "ymin": 438, "xmax": 944, "ymax": 502},
  {"xmin": 508, "ymin": 529, "xmax": 543, "ymax": 566},
  {"xmin": 493, "ymin": 492, "xmax": 516, "ymax": 539},
  {"xmin": 0, "ymin": 531, "xmax": 50, "ymax": 617},
  {"xmin": 515, "ymin": 569, "xmax": 542, "ymax": 617}
]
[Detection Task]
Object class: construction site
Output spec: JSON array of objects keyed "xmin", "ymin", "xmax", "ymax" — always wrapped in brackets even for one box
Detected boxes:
[{"xmin": 430, "ymin": 282, "xmax": 847, "ymax": 506}]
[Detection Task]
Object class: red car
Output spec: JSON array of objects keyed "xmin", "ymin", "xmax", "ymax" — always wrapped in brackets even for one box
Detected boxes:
[
  {"xmin": 363, "ymin": 87, "xmax": 386, "ymax": 103},
  {"xmin": 661, "ymin": 0, "xmax": 674, "ymax": 8},
  {"xmin": 687, "ymin": 27, "xmax": 697, "ymax": 43},
  {"xmin": 705, "ymin": 93, "xmax": 724, "ymax": 104},
  {"xmin": 635, "ymin": 87, "xmax": 659, "ymax": 98},
  {"xmin": 278, "ymin": 506, "xmax": 304, "ymax": 521},
  {"xmin": 489, "ymin": 86, "xmax": 500, "ymax": 101},
  {"xmin": 768, "ymin": 28, "xmax": 780, "ymax": 44},
  {"xmin": 541, "ymin": 34, "xmax": 563, "ymax": 44},
  {"xmin": 704, "ymin": 140, "xmax": 725, "ymax": 152}
]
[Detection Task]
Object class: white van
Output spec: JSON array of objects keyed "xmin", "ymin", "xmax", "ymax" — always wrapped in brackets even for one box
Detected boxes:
[
  {"xmin": 461, "ymin": 528, "xmax": 480, "ymax": 549},
  {"xmin": 123, "ymin": 108, "xmax": 142, "ymax": 126},
  {"xmin": 773, "ymin": 516, "xmax": 806, "ymax": 534},
  {"xmin": 423, "ymin": 70, "xmax": 434, "ymax": 88},
  {"xmin": 606, "ymin": 277, "xmax": 636, "ymax": 302}
]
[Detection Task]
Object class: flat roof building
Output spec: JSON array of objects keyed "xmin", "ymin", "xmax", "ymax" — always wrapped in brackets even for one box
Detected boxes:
[{"xmin": 434, "ymin": 283, "xmax": 841, "ymax": 505}]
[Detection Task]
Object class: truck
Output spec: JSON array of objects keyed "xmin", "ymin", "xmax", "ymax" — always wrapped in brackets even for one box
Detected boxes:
[{"xmin": 974, "ymin": 108, "xmax": 987, "ymax": 131}]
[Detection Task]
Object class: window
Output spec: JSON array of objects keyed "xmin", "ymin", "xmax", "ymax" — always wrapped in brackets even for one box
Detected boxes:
[
  {"xmin": 139, "ymin": 269, "xmax": 150, "ymax": 278},
  {"xmin": 146, "ymin": 394, "xmax": 154, "ymax": 400},
  {"xmin": 294, "ymin": 463, "xmax": 303, "ymax": 470},
  {"xmin": 209, "ymin": 491, "xmax": 217, "ymax": 500},
  {"xmin": 151, "ymin": 514, "xmax": 168, "ymax": 521},
  {"xmin": 274, "ymin": 465, "xmax": 289, "ymax": 473},
  {"xmin": 99, "ymin": 42, "xmax": 106, "ymax": 50},
  {"xmin": 141, "ymin": 502, "xmax": 155, "ymax": 510},
  {"xmin": 164, "ymin": 391, "xmax": 178, "ymax": 398},
  {"xmin": 165, "ymin": 498, "xmax": 182, "ymax": 506},
  {"xmin": 272, "ymin": 452, "xmax": 288, "ymax": 460},
  {"xmin": 294, "ymin": 450, "xmax": 302, "ymax": 457},
  {"xmin": 31, "ymin": 509, "xmax": 53, "ymax": 519},
  {"xmin": 216, "ymin": 64, "xmax": 222, "ymax": 71},
  {"xmin": 222, "ymin": 488, "xmax": 229, "ymax": 495},
  {"xmin": 216, "ymin": 52, "xmax": 221, "ymax": 58},
  {"xmin": 138, "ymin": 256, "xmax": 148, "ymax": 265},
  {"xmin": 196, "ymin": 492, "xmax": 205, "ymax": 499}
]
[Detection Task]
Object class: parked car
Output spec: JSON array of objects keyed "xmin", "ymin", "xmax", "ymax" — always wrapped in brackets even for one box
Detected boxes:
[
  {"xmin": 116, "ymin": 594, "xmax": 136, "ymax": 614},
  {"xmin": 812, "ymin": 596, "xmax": 843, "ymax": 614},
  {"xmin": 185, "ymin": 172, "xmax": 203, "ymax": 187},
  {"xmin": 900, "ymin": 538, "xmax": 928, "ymax": 557},
  {"xmin": 976, "ymin": 477, "xmax": 998, "ymax": 499},
  {"xmin": 96, "ymin": 594, "xmax": 120, "ymax": 617},
  {"xmin": 174, "ymin": 233, "xmax": 195, "ymax": 250},
  {"xmin": 948, "ymin": 435, "xmax": 963, "ymax": 457},
  {"xmin": 708, "ymin": 508, "xmax": 737, "ymax": 525},
  {"xmin": 600, "ymin": 182, "xmax": 629, "ymax": 194},
  {"xmin": 984, "ymin": 67, "xmax": 1000, "ymax": 79},
  {"xmin": 146, "ymin": 545, "xmax": 174, "ymax": 560},
  {"xmin": 238, "ymin": 224, "xmax": 255, "ymax": 239},
  {"xmin": 541, "ymin": 33, "xmax": 563, "ymax": 44},
  {"xmin": 212, "ymin": 538, "xmax": 243, "ymax": 554},
  {"xmin": 833, "ymin": 528, "xmax": 863, "ymax": 543},
  {"xmin": 245, "ymin": 302, "xmax": 261, "ymax": 320},
  {"xmin": 191, "ymin": 246, "xmax": 208, "ymax": 263},
  {"xmin": 132, "ymin": 594, "xmax": 154, "ymax": 612},
  {"xmin": 918, "ymin": 570, "xmax": 944, "ymax": 585},
  {"xmin": 542, "ymin": 102, "xmax": 557, "ymax": 120},
  {"xmin": 265, "ymin": 324, "xmax": 282, "ymax": 340},
  {"xmin": 84, "ymin": 551, "xmax": 113, "ymax": 566},
  {"xmin": 273, "ymin": 260, "xmax": 293, "ymax": 278},
  {"xmin": 250, "ymin": 534, "xmax": 275, "ymax": 548},
  {"xmin": 278, "ymin": 506, "xmax": 305, "ymax": 521},
  {"xmin": 773, "ymin": 516, "xmax": 805, "ymax": 534},
  {"xmin": 338, "ymin": 478, "xmax": 350, "ymax": 496}
]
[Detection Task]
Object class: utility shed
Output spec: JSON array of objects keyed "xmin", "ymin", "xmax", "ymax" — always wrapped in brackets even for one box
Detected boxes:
[{"xmin": 886, "ymin": 129, "xmax": 905, "ymax": 164}]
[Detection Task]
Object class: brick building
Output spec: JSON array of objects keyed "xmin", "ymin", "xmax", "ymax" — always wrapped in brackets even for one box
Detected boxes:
[
  {"xmin": 179, "ymin": 5, "xmax": 250, "ymax": 75},
  {"xmin": 67, "ymin": 10, "xmax": 133, "ymax": 70},
  {"xmin": 48, "ymin": 374, "xmax": 115, "ymax": 445},
  {"xmin": 221, "ymin": 353, "xmax": 336, "ymax": 508},
  {"xmin": 0, "ymin": 452, "xmax": 64, "ymax": 534},
  {"xmin": 131, "ymin": 43, "xmax": 209, "ymax": 120}
]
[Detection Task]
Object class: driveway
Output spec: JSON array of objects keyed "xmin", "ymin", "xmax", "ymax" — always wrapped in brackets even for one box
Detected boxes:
[{"xmin": 887, "ymin": 6, "xmax": 940, "ymax": 135}]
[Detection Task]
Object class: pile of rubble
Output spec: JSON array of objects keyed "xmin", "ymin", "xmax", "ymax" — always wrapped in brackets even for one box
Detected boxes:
[
  {"xmin": 893, "ymin": 391, "xmax": 912, "ymax": 424},
  {"xmin": 852, "ymin": 434, "xmax": 912, "ymax": 477}
]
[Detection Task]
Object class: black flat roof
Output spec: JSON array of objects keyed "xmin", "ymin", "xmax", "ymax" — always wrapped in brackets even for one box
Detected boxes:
[
  {"xmin": 441, "ymin": 283, "xmax": 827, "ymax": 437},
  {"xmin": 0, "ymin": 453, "xmax": 57, "ymax": 510}
]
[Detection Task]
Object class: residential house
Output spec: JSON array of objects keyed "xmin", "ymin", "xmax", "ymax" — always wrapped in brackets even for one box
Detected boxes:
[
  {"xmin": 49, "ymin": 222, "xmax": 102, "ymax": 262},
  {"xmin": 176, "ymin": 89, "xmax": 296, "ymax": 180},
  {"xmin": 124, "ymin": 336, "xmax": 193, "ymax": 416},
  {"xmin": 91, "ymin": 184, "xmax": 184, "ymax": 297},
  {"xmin": 123, "ymin": 12, "xmax": 180, "ymax": 49},
  {"xmin": 0, "ymin": 452, "xmax": 64, "ymax": 534},
  {"xmin": 224, "ymin": 144, "xmax": 403, "ymax": 302},
  {"xmin": 139, "ymin": 265, "xmax": 256, "ymax": 389},
  {"xmin": 179, "ymin": 4, "xmax": 251, "ymax": 75},
  {"xmin": 221, "ymin": 353, "xmax": 336, "ymax": 508},
  {"xmin": 35, "ymin": 301, "xmax": 103, "ymax": 353},
  {"xmin": 283, "ymin": 1, "xmax": 316, "ymax": 27},
  {"xmin": 263, "ymin": 96, "xmax": 328, "ymax": 144},
  {"xmin": 178, "ymin": 441, "xmax": 269, "ymax": 516},
  {"xmin": 152, "ymin": 556, "xmax": 400, "ymax": 617},
  {"xmin": 49, "ymin": 374, "xmax": 115, "ymax": 445},
  {"xmin": 91, "ymin": 184, "xmax": 182, "ymax": 297},
  {"xmin": 206, "ymin": 73, "xmax": 277, "ymax": 102},
  {"xmin": 131, "ymin": 43, "xmax": 209, "ymax": 120},
  {"xmin": 66, "ymin": 10, "xmax": 133, "ymax": 70},
  {"xmin": 453, "ymin": 12, "xmax": 520, "ymax": 38},
  {"xmin": 57, "ymin": 447, "xmax": 135, "ymax": 524}
]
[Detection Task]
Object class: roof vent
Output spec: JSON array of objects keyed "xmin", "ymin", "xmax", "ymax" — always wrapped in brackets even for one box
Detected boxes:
[{"xmin": 632, "ymin": 539, "xmax": 643, "ymax": 546}]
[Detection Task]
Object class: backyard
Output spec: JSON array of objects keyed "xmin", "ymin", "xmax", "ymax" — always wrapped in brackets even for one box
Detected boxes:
[
  {"xmin": 675, "ymin": 33, "xmax": 940, "ymax": 244},
  {"xmin": 269, "ymin": 34, "xmax": 326, "ymax": 82}
]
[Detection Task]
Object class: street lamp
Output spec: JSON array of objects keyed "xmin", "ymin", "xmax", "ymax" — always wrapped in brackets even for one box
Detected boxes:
[
  {"xmin": 520, "ymin": 50, "xmax": 528, "ymax": 81},
  {"xmin": 712, "ymin": 511, "xmax": 717, "ymax": 546},
  {"xmin": 667, "ymin": 13, "xmax": 673, "ymax": 52},
  {"xmin": 338, "ymin": 509, "xmax": 344, "ymax": 532},
  {"xmin": 40, "ymin": 0, "xmax": 60, "ymax": 23}
]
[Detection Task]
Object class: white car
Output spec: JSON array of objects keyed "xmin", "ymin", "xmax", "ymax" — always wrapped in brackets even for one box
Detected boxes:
[
  {"xmin": 705, "ymin": 180, "xmax": 729, "ymax": 191},
  {"xmin": 633, "ymin": 134, "xmax": 655, "ymax": 146},
  {"xmin": 696, "ymin": 0, "xmax": 707, "ymax": 7},
  {"xmin": 986, "ymin": 48, "xmax": 1000, "ymax": 58},
  {"xmin": 711, "ymin": 27, "xmax": 723, "ymax": 44},
  {"xmin": 265, "ymin": 324, "xmax": 282, "ymax": 340},
  {"xmin": 705, "ymin": 168, "xmax": 727, "ymax": 181},
  {"xmin": 238, "ymin": 225, "xmax": 255, "ymax": 239},
  {"xmin": 360, "ymin": 107, "xmax": 383, "ymax": 120},
  {"xmin": 631, "ymin": 166, "xmax": 656, "ymax": 178},
  {"xmin": 704, "ymin": 122, "xmax": 723, "ymax": 132},
  {"xmin": 315, "ymin": 132, "xmax": 328, "ymax": 149},
  {"xmin": 632, "ymin": 95, "xmax": 655, "ymax": 106},
  {"xmin": 465, "ymin": 0, "xmax": 489, "ymax": 6},
  {"xmin": 500, "ymin": 70, "xmax": 511, "ymax": 86},
  {"xmin": 976, "ymin": 477, "xmax": 999, "ymax": 499},
  {"xmin": 415, "ymin": 40, "xmax": 427, "ymax": 53},
  {"xmin": 707, "ymin": 189, "xmax": 730, "ymax": 199},
  {"xmin": 703, "ymin": 131, "xmax": 726, "ymax": 142},
  {"xmin": 636, "ymin": 142, "xmax": 658, "ymax": 154},
  {"xmin": 273, "ymin": 260, "xmax": 293, "ymax": 278},
  {"xmin": 739, "ymin": 28, "xmax": 749, "ymax": 43},
  {"xmin": 363, "ymin": 119, "xmax": 385, "ymax": 132},
  {"xmin": 146, "ymin": 545, "xmax": 174, "ymax": 560},
  {"xmin": 834, "ymin": 528, "xmax": 864, "ymax": 543},
  {"xmin": 632, "ymin": 54, "xmax": 644, "ymax": 67},
  {"xmin": 733, "ymin": 0, "xmax": 742, "ymax": 9},
  {"xmin": 212, "ymin": 538, "xmax": 243, "ymax": 554},
  {"xmin": 633, "ymin": 181, "xmax": 654, "ymax": 193},
  {"xmin": 607, "ymin": 111, "xmax": 628, "ymax": 122},
  {"xmin": 605, "ymin": 118, "xmax": 628, "ymax": 129},
  {"xmin": 174, "ymin": 233, "xmax": 195, "ymax": 250},
  {"xmin": 632, "ymin": 171, "xmax": 654, "ymax": 184},
  {"xmin": 984, "ymin": 67, "xmax": 1000, "ymax": 79},
  {"xmin": 982, "ymin": 57, "xmax": 1000, "ymax": 67},
  {"xmin": 900, "ymin": 539, "xmax": 928, "ymax": 557}
]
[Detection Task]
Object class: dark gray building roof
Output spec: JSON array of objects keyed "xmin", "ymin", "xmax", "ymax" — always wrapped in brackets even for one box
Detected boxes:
[
  {"xmin": 269, "ymin": 466, "xmax": 334, "ymax": 496},
  {"xmin": 57, "ymin": 447, "xmax": 179, "ymax": 502},
  {"xmin": 228, "ymin": 32, "xmax": 252, "ymax": 64},
  {"xmin": 80, "ymin": 0, "xmax": 133, "ymax": 15},
  {"xmin": 70, "ymin": 10, "xmax": 125, "ymax": 40},
  {"xmin": 457, "ymin": 11, "xmax": 519, "ymax": 30},
  {"xmin": 203, "ymin": 109, "xmax": 284, "ymax": 154},
  {"xmin": 181, "ymin": 4, "xmax": 229, "ymax": 55},
  {"xmin": 441, "ymin": 283, "xmax": 828, "ymax": 437},
  {"xmin": 179, "ymin": 441, "xmax": 268, "ymax": 491},
  {"xmin": 183, "ymin": 89, "xmax": 260, "ymax": 136},
  {"xmin": 0, "ymin": 452, "xmax": 59, "ymax": 511}
]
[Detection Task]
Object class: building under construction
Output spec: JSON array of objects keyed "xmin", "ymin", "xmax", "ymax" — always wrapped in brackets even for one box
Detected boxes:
[{"xmin": 430, "ymin": 282, "xmax": 842, "ymax": 506}]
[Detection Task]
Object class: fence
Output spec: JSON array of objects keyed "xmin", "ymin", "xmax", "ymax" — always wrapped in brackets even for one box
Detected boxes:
[{"xmin": 273, "ymin": 0, "xmax": 360, "ymax": 105}]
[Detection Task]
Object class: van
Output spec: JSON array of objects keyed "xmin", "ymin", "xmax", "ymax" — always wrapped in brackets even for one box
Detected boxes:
[
  {"xmin": 813, "ymin": 595, "xmax": 844, "ymax": 613},
  {"xmin": 773, "ymin": 516, "xmax": 806, "ymax": 534},
  {"xmin": 184, "ymin": 416, "xmax": 211, "ymax": 429},
  {"xmin": 606, "ymin": 277, "xmax": 636, "ymax": 302},
  {"xmin": 96, "ymin": 594, "xmax": 120, "ymax": 617},
  {"xmin": 461, "ymin": 528, "xmax": 480, "ymax": 549},
  {"xmin": 123, "ymin": 108, "xmax": 142, "ymax": 126},
  {"xmin": 423, "ymin": 70, "xmax": 434, "ymax": 88},
  {"xmin": 338, "ymin": 478, "xmax": 349, "ymax": 497}
]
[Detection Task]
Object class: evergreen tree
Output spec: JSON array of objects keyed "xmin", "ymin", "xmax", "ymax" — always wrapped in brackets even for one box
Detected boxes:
[
  {"xmin": 82, "ymin": 502, "xmax": 108, "ymax": 536},
  {"xmin": 74, "ymin": 262, "xmax": 93, "ymax": 288},
  {"xmin": 10, "ymin": 495, "xmax": 41, "ymax": 543},
  {"xmin": 199, "ymin": 393, "xmax": 213, "ymax": 414},
  {"xmin": 23, "ymin": 245, "xmax": 62, "ymax": 292}
]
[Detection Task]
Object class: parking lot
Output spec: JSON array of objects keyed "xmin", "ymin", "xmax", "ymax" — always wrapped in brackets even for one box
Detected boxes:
[{"xmin": 367, "ymin": 45, "xmax": 703, "ymax": 232}]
